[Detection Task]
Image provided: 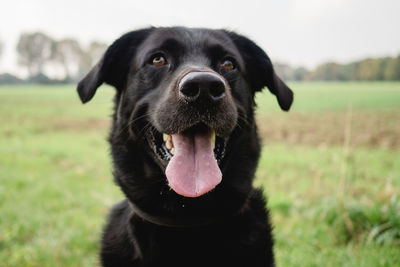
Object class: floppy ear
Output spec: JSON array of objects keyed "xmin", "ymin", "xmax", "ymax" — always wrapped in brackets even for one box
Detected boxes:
[
  {"xmin": 77, "ymin": 28, "xmax": 153, "ymax": 103},
  {"xmin": 226, "ymin": 31, "xmax": 293, "ymax": 111}
]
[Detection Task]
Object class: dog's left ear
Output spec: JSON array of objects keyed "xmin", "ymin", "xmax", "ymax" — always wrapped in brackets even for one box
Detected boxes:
[
  {"xmin": 77, "ymin": 28, "xmax": 154, "ymax": 103},
  {"xmin": 226, "ymin": 31, "xmax": 293, "ymax": 111}
]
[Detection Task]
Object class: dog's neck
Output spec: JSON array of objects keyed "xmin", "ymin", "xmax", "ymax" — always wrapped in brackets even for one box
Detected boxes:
[
  {"xmin": 127, "ymin": 194, "xmax": 253, "ymax": 228},
  {"xmin": 128, "ymin": 200, "xmax": 228, "ymax": 228}
]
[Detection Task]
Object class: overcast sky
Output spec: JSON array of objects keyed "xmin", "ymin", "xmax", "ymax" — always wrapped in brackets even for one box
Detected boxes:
[{"xmin": 0, "ymin": 0, "xmax": 399, "ymax": 74}]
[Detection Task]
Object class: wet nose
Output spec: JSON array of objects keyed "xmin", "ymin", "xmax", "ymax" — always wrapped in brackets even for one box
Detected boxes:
[{"xmin": 179, "ymin": 72, "xmax": 226, "ymax": 103}]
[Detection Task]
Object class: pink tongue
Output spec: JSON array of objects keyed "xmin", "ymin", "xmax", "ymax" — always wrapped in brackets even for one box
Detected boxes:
[{"xmin": 165, "ymin": 131, "xmax": 222, "ymax": 198}]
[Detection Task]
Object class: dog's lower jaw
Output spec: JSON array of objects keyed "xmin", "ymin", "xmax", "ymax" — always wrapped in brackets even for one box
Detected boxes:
[{"xmin": 110, "ymin": 123, "xmax": 261, "ymax": 214}]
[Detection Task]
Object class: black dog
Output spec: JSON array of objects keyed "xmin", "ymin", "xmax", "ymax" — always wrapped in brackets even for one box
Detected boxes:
[{"xmin": 77, "ymin": 27, "xmax": 293, "ymax": 266}]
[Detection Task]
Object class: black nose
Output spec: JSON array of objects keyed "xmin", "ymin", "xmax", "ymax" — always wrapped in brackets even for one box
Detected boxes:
[{"xmin": 179, "ymin": 72, "xmax": 226, "ymax": 103}]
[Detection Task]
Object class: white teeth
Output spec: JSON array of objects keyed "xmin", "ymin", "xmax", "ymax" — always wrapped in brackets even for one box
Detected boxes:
[
  {"xmin": 163, "ymin": 133, "xmax": 174, "ymax": 154},
  {"xmin": 211, "ymin": 130, "xmax": 216, "ymax": 150},
  {"xmin": 166, "ymin": 140, "xmax": 173, "ymax": 150},
  {"xmin": 163, "ymin": 134, "xmax": 169, "ymax": 142}
]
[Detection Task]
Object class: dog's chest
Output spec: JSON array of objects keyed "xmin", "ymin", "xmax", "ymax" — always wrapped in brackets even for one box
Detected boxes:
[{"xmin": 132, "ymin": 221, "xmax": 249, "ymax": 265}]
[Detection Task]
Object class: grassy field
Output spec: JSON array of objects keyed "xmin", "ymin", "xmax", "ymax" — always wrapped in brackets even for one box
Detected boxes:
[{"xmin": 1, "ymin": 82, "xmax": 399, "ymax": 266}]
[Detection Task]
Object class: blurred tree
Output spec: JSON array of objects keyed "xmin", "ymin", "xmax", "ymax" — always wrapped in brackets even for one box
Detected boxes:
[
  {"xmin": 383, "ymin": 55, "xmax": 400, "ymax": 80},
  {"xmin": 306, "ymin": 56, "xmax": 399, "ymax": 81},
  {"xmin": 0, "ymin": 38, "xmax": 3, "ymax": 61},
  {"xmin": 309, "ymin": 62, "xmax": 342, "ymax": 80},
  {"xmin": 16, "ymin": 32, "xmax": 54, "ymax": 77},
  {"xmin": 356, "ymin": 58, "xmax": 390, "ymax": 80},
  {"xmin": 293, "ymin": 67, "xmax": 309, "ymax": 81},
  {"xmin": 338, "ymin": 63, "xmax": 358, "ymax": 81},
  {"xmin": 78, "ymin": 41, "xmax": 107, "ymax": 77},
  {"xmin": 0, "ymin": 73, "xmax": 24, "ymax": 84},
  {"xmin": 274, "ymin": 63, "xmax": 309, "ymax": 81},
  {"xmin": 87, "ymin": 41, "xmax": 107, "ymax": 66},
  {"xmin": 51, "ymin": 38, "xmax": 83, "ymax": 80},
  {"xmin": 274, "ymin": 62, "xmax": 294, "ymax": 81},
  {"xmin": 377, "ymin": 57, "xmax": 392, "ymax": 80}
]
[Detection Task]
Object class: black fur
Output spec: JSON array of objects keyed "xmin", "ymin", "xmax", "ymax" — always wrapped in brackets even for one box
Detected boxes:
[{"xmin": 77, "ymin": 27, "xmax": 293, "ymax": 266}]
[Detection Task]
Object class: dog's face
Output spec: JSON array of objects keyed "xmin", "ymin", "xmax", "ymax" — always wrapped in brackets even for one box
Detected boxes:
[{"xmin": 78, "ymin": 27, "xmax": 293, "ymax": 217}]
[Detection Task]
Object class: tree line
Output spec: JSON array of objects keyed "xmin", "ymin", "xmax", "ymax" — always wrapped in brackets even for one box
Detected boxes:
[
  {"xmin": 274, "ymin": 55, "xmax": 400, "ymax": 81},
  {"xmin": 0, "ymin": 31, "xmax": 399, "ymax": 84},
  {"xmin": 0, "ymin": 32, "xmax": 107, "ymax": 84}
]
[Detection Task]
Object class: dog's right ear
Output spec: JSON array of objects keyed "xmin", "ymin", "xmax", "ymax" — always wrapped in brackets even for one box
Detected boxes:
[
  {"xmin": 225, "ymin": 31, "xmax": 293, "ymax": 111},
  {"xmin": 77, "ymin": 28, "xmax": 154, "ymax": 103}
]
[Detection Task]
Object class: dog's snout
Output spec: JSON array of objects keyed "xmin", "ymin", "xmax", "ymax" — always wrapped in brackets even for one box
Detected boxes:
[{"xmin": 179, "ymin": 72, "xmax": 226, "ymax": 103}]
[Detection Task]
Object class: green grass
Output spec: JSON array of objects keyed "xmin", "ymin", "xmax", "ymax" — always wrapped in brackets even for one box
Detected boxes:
[
  {"xmin": 256, "ymin": 144, "xmax": 400, "ymax": 266},
  {"xmin": 1, "ymin": 82, "xmax": 399, "ymax": 266},
  {"xmin": 257, "ymin": 81, "xmax": 400, "ymax": 113}
]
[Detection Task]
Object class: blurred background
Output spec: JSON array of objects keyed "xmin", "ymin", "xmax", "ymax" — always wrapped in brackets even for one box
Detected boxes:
[{"xmin": 0, "ymin": 0, "xmax": 399, "ymax": 266}]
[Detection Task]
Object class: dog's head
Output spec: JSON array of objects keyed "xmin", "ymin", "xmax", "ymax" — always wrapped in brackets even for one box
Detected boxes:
[{"xmin": 78, "ymin": 27, "xmax": 293, "ymax": 218}]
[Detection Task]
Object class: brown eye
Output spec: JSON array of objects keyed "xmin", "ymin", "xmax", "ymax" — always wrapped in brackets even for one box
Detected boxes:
[
  {"xmin": 152, "ymin": 55, "xmax": 167, "ymax": 66},
  {"xmin": 221, "ymin": 59, "xmax": 234, "ymax": 70}
]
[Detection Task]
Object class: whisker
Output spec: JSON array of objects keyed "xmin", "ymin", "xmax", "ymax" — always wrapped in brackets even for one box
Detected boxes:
[
  {"xmin": 137, "ymin": 121, "xmax": 153, "ymax": 138},
  {"xmin": 113, "ymin": 111, "xmax": 155, "ymax": 140}
]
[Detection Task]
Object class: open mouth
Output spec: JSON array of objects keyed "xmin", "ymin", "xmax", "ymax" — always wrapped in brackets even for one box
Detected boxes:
[{"xmin": 146, "ymin": 123, "xmax": 228, "ymax": 198}]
